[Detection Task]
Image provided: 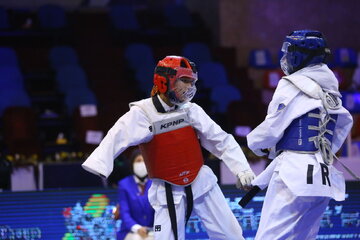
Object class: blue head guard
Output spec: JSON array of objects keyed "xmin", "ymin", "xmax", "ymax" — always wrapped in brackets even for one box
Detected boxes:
[{"xmin": 280, "ymin": 30, "xmax": 331, "ymax": 75}]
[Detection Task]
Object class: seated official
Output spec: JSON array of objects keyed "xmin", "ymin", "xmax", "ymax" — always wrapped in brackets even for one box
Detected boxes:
[{"xmin": 117, "ymin": 149, "xmax": 154, "ymax": 240}]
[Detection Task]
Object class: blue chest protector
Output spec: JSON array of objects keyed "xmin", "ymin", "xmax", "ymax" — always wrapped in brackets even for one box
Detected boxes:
[{"xmin": 276, "ymin": 108, "xmax": 338, "ymax": 153}]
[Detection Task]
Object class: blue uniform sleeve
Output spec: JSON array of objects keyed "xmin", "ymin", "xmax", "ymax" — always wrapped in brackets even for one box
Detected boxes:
[{"xmin": 118, "ymin": 181, "xmax": 138, "ymax": 231}]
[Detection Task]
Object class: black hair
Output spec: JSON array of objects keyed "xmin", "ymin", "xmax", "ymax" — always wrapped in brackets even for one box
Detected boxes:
[{"xmin": 128, "ymin": 148, "xmax": 142, "ymax": 173}]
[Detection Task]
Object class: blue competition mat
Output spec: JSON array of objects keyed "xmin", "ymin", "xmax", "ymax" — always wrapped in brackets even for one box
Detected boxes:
[{"xmin": 0, "ymin": 182, "xmax": 359, "ymax": 240}]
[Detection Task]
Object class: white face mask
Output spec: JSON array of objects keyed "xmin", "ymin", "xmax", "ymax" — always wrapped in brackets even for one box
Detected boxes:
[
  {"xmin": 168, "ymin": 78, "xmax": 197, "ymax": 105},
  {"xmin": 280, "ymin": 54, "xmax": 290, "ymax": 76},
  {"xmin": 133, "ymin": 162, "xmax": 148, "ymax": 178}
]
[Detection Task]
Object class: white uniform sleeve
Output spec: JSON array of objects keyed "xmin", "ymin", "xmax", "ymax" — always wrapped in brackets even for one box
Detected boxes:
[
  {"xmin": 246, "ymin": 77, "xmax": 329, "ymax": 158},
  {"xmin": 82, "ymin": 106, "xmax": 153, "ymax": 178},
  {"xmin": 247, "ymin": 80, "xmax": 298, "ymax": 156},
  {"xmin": 247, "ymin": 78, "xmax": 353, "ymax": 157},
  {"xmin": 188, "ymin": 103, "xmax": 251, "ymax": 176},
  {"xmin": 330, "ymin": 107, "xmax": 353, "ymax": 153}
]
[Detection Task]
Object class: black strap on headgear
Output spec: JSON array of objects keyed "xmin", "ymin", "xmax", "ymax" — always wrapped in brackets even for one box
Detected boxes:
[
  {"xmin": 154, "ymin": 66, "xmax": 177, "ymax": 76},
  {"xmin": 154, "ymin": 66, "xmax": 177, "ymax": 94},
  {"xmin": 289, "ymin": 45, "xmax": 331, "ymax": 73}
]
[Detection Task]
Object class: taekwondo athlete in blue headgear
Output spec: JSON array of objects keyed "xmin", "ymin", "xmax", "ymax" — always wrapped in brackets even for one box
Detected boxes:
[{"xmin": 247, "ymin": 30, "xmax": 353, "ymax": 240}]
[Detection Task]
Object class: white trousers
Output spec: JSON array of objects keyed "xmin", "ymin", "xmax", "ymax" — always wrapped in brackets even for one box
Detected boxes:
[
  {"xmin": 152, "ymin": 184, "xmax": 244, "ymax": 240},
  {"xmin": 124, "ymin": 232, "xmax": 154, "ymax": 240},
  {"xmin": 255, "ymin": 172, "xmax": 330, "ymax": 240}
]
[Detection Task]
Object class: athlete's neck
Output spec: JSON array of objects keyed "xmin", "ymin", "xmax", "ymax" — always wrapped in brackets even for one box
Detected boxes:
[{"xmin": 159, "ymin": 93, "xmax": 174, "ymax": 107}]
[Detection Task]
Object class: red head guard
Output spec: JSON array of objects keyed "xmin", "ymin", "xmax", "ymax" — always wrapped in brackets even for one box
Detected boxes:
[{"xmin": 153, "ymin": 56, "xmax": 197, "ymax": 94}]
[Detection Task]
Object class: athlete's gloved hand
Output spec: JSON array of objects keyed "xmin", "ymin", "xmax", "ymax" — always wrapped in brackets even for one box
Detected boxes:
[{"xmin": 236, "ymin": 169, "xmax": 256, "ymax": 191}]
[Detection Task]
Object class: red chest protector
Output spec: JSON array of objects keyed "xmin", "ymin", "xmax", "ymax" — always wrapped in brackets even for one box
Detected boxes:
[{"xmin": 139, "ymin": 96, "xmax": 204, "ymax": 186}]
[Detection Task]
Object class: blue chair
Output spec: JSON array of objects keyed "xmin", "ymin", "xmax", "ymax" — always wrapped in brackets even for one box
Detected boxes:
[
  {"xmin": 0, "ymin": 88, "xmax": 31, "ymax": 116},
  {"xmin": 109, "ymin": 4, "xmax": 140, "ymax": 31},
  {"xmin": 49, "ymin": 45, "xmax": 79, "ymax": 70},
  {"xmin": 124, "ymin": 43, "xmax": 155, "ymax": 71},
  {"xmin": 341, "ymin": 91, "xmax": 360, "ymax": 113},
  {"xmin": 263, "ymin": 69, "xmax": 283, "ymax": 89},
  {"xmin": 182, "ymin": 42, "xmax": 212, "ymax": 65},
  {"xmin": 55, "ymin": 65, "xmax": 89, "ymax": 94},
  {"xmin": 352, "ymin": 67, "xmax": 360, "ymax": 89},
  {"xmin": 198, "ymin": 62, "xmax": 228, "ymax": 89},
  {"xmin": 164, "ymin": 4, "xmax": 193, "ymax": 28},
  {"xmin": 38, "ymin": 4, "xmax": 67, "ymax": 29},
  {"xmin": 331, "ymin": 47, "xmax": 357, "ymax": 68},
  {"xmin": 0, "ymin": 47, "xmax": 19, "ymax": 67},
  {"xmin": 248, "ymin": 49, "xmax": 275, "ymax": 69},
  {"xmin": 0, "ymin": 7, "xmax": 9, "ymax": 29},
  {"xmin": 135, "ymin": 64, "xmax": 155, "ymax": 94},
  {"xmin": 64, "ymin": 88, "xmax": 97, "ymax": 115},
  {"xmin": 0, "ymin": 66, "xmax": 24, "ymax": 90},
  {"xmin": 210, "ymin": 84, "xmax": 242, "ymax": 114}
]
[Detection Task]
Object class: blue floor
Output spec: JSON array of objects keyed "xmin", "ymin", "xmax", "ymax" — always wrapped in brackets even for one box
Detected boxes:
[{"xmin": 0, "ymin": 183, "xmax": 359, "ymax": 239}]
